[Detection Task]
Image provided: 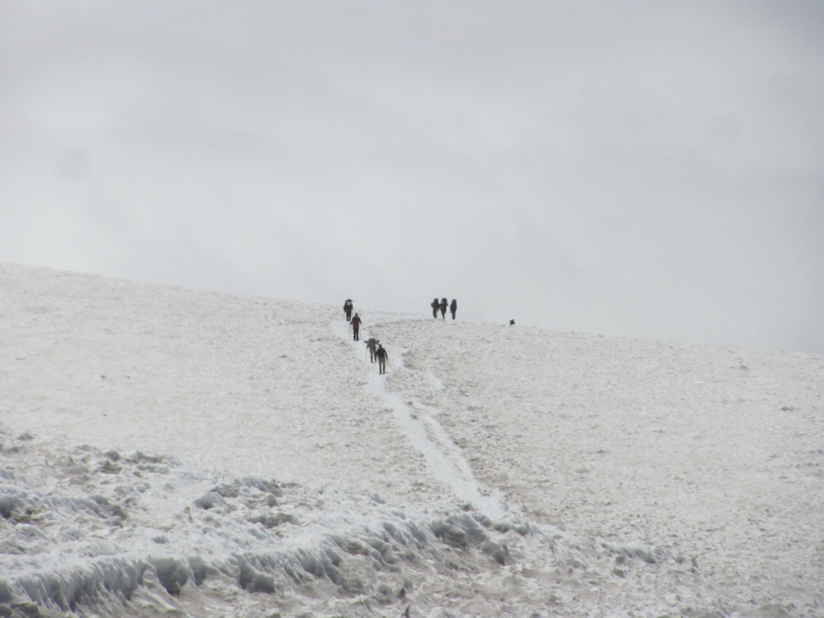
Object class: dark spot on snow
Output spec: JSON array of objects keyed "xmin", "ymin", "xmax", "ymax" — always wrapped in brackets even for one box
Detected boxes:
[
  {"xmin": 431, "ymin": 521, "xmax": 468, "ymax": 548},
  {"xmin": 152, "ymin": 557, "xmax": 189, "ymax": 595},
  {"xmin": 237, "ymin": 556, "xmax": 275, "ymax": 594},
  {"xmin": 483, "ymin": 540, "xmax": 510, "ymax": 565},
  {"xmin": 194, "ymin": 492, "xmax": 215, "ymax": 510},
  {"xmin": 188, "ymin": 557, "xmax": 208, "ymax": 586},
  {"xmin": 0, "ymin": 496, "xmax": 17, "ymax": 519}
]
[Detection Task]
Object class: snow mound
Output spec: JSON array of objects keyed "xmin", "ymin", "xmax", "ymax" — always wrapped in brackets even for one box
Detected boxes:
[
  {"xmin": 1, "ymin": 426, "xmax": 720, "ymax": 617},
  {"xmin": 1, "ymin": 263, "xmax": 821, "ymax": 616}
]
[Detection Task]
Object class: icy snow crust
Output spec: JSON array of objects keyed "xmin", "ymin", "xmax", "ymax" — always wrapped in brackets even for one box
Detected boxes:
[
  {"xmin": 0, "ymin": 263, "xmax": 822, "ymax": 617},
  {"xmin": 0, "ymin": 431, "xmax": 542, "ymax": 617}
]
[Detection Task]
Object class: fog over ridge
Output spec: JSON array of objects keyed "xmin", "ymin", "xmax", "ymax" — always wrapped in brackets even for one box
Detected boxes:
[{"xmin": 1, "ymin": 1, "xmax": 822, "ymax": 352}]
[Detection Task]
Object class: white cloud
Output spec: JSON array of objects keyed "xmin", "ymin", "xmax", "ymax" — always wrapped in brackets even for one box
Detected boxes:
[{"xmin": 1, "ymin": 0, "xmax": 822, "ymax": 351}]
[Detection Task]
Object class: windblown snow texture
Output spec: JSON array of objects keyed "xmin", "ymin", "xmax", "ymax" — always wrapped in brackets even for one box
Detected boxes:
[
  {"xmin": 0, "ymin": 263, "xmax": 822, "ymax": 617},
  {"xmin": 0, "ymin": 428, "xmax": 664, "ymax": 617}
]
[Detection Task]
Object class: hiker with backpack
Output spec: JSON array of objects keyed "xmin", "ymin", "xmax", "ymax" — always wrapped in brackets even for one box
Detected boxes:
[
  {"xmin": 450, "ymin": 299, "xmax": 457, "ymax": 320},
  {"xmin": 439, "ymin": 298, "xmax": 448, "ymax": 319},
  {"xmin": 376, "ymin": 344, "xmax": 388, "ymax": 374},
  {"xmin": 365, "ymin": 337, "xmax": 379, "ymax": 363},
  {"xmin": 431, "ymin": 298, "xmax": 440, "ymax": 318},
  {"xmin": 350, "ymin": 313, "xmax": 362, "ymax": 341},
  {"xmin": 343, "ymin": 299, "xmax": 353, "ymax": 322}
]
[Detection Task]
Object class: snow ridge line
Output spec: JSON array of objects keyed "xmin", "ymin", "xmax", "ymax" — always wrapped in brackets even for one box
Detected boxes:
[
  {"xmin": 0, "ymin": 435, "xmax": 521, "ymax": 614},
  {"xmin": 330, "ymin": 318, "xmax": 507, "ymax": 519}
]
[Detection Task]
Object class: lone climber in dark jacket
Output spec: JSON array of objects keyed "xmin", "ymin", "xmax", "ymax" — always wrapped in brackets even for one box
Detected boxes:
[
  {"xmin": 450, "ymin": 299, "xmax": 457, "ymax": 320},
  {"xmin": 350, "ymin": 313, "xmax": 362, "ymax": 341},
  {"xmin": 376, "ymin": 344, "xmax": 388, "ymax": 374}
]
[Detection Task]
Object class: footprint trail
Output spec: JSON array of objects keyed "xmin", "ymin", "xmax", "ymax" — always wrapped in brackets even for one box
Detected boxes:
[{"xmin": 331, "ymin": 317, "xmax": 507, "ymax": 519}]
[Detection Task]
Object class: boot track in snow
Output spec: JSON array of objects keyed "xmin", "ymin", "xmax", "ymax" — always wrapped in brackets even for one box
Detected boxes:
[{"xmin": 331, "ymin": 317, "xmax": 507, "ymax": 519}]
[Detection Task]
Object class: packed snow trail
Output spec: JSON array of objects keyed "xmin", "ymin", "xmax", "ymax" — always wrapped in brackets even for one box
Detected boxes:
[
  {"xmin": 2, "ymin": 264, "xmax": 822, "ymax": 617},
  {"xmin": 331, "ymin": 316, "xmax": 507, "ymax": 519}
]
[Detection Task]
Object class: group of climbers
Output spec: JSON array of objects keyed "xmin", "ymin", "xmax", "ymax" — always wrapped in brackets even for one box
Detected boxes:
[
  {"xmin": 431, "ymin": 298, "xmax": 457, "ymax": 320},
  {"xmin": 342, "ymin": 300, "xmax": 387, "ymax": 374},
  {"xmin": 343, "ymin": 296, "xmax": 465, "ymax": 374}
]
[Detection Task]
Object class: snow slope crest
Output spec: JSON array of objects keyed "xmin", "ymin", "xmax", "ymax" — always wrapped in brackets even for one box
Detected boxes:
[{"xmin": 1, "ymin": 263, "xmax": 822, "ymax": 616}]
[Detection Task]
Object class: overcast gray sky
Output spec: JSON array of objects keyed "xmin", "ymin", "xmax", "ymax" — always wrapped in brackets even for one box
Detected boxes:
[{"xmin": 1, "ymin": 1, "xmax": 822, "ymax": 352}]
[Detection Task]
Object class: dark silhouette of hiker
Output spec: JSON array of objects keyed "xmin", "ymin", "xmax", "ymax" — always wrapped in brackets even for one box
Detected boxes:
[
  {"xmin": 376, "ymin": 344, "xmax": 388, "ymax": 374},
  {"xmin": 365, "ymin": 337, "xmax": 379, "ymax": 363},
  {"xmin": 343, "ymin": 299, "xmax": 353, "ymax": 322},
  {"xmin": 450, "ymin": 299, "xmax": 457, "ymax": 320},
  {"xmin": 351, "ymin": 313, "xmax": 362, "ymax": 340},
  {"xmin": 431, "ymin": 298, "xmax": 439, "ymax": 318},
  {"xmin": 439, "ymin": 298, "xmax": 448, "ymax": 319},
  {"xmin": 509, "ymin": 319, "xmax": 515, "ymax": 325}
]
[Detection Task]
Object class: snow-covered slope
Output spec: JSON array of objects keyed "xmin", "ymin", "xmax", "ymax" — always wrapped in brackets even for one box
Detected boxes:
[{"xmin": 1, "ymin": 263, "xmax": 822, "ymax": 617}]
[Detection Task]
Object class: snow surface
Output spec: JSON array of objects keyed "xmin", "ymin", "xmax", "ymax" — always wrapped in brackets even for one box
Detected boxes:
[{"xmin": 0, "ymin": 263, "xmax": 822, "ymax": 617}]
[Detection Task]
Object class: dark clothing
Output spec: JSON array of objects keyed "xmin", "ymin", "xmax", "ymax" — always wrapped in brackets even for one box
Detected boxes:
[
  {"xmin": 366, "ymin": 338, "xmax": 378, "ymax": 362},
  {"xmin": 343, "ymin": 300, "xmax": 353, "ymax": 322},
  {"xmin": 431, "ymin": 299, "xmax": 439, "ymax": 318},
  {"xmin": 439, "ymin": 298, "xmax": 447, "ymax": 319},
  {"xmin": 376, "ymin": 345, "xmax": 388, "ymax": 374},
  {"xmin": 450, "ymin": 299, "xmax": 457, "ymax": 319},
  {"xmin": 351, "ymin": 315, "xmax": 361, "ymax": 340}
]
